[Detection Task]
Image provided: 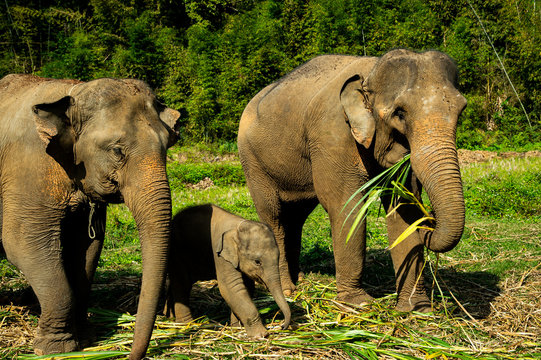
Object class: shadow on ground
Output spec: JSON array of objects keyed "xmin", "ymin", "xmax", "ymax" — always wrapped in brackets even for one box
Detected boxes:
[
  {"xmin": 0, "ymin": 245, "xmax": 501, "ymax": 351},
  {"xmin": 299, "ymin": 247, "xmax": 501, "ymax": 320}
]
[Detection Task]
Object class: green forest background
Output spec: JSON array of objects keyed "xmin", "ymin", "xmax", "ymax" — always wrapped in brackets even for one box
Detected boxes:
[{"xmin": 1, "ymin": 0, "xmax": 540, "ymax": 150}]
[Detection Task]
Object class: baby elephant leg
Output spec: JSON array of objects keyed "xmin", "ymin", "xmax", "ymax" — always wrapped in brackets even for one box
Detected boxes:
[
  {"xmin": 166, "ymin": 272, "xmax": 194, "ymax": 323},
  {"xmin": 218, "ymin": 270, "xmax": 267, "ymax": 338}
]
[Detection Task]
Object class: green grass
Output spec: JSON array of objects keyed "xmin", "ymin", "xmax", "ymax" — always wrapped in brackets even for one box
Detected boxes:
[
  {"xmin": 167, "ymin": 161, "xmax": 245, "ymax": 189},
  {"xmin": 1, "ymin": 151, "xmax": 540, "ymax": 359},
  {"xmin": 462, "ymin": 157, "xmax": 541, "ymax": 218}
]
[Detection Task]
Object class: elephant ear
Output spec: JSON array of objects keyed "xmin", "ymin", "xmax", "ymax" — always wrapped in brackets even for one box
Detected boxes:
[
  {"xmin": 121, "ymin": 79, "xmax": 182, "ymax": 148},
  {"xmin": 217, "ymin": 229, "xmax": 239, "ymax": 268},
  {"xmin": 340, "ymin": 74, "xmax": 375, "ymax": 148},
  {"xmin": 156, "ymin": 101, "xmax": 182, "ymax": 148},
  {"xmin": 33, "ymin": 96, "xmax": 77, "ymax": 171},
  {"xmin": 33, "ymin": 96, "xmax": 73, "ymax": 144}
]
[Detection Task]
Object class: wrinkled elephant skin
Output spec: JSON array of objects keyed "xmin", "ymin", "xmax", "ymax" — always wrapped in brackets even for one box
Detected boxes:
[
  {"xmin": 0, "ymin": 74, "xmax": 180, "ymax": 360},
  {"xmin": 238, "ymin": 49, "xmax": 467, "ymax": 312},
  {"xmin": 165, "ymin": 204, "xmax": 291, "ymax": 338}
]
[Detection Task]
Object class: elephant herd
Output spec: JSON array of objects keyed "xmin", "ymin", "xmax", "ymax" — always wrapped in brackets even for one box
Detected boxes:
[{"xmin": 0, "ymin": 49, "xmax": 467, "ymax": 359}]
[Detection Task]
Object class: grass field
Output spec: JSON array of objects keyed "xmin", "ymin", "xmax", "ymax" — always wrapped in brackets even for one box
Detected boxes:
[{"xmin": 1, "ymin": 147, "xmax": 540, "ymax": 359}]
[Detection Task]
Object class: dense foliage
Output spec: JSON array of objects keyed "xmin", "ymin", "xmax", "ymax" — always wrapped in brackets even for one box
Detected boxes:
[{"xmin": 1, "ymin": 0, "xmax": 539, "ymax": 149}]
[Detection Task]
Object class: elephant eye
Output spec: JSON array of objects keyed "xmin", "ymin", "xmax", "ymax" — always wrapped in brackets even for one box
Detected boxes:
[
  {"xmin": 254, "ymin": 259, "xmax": 262, "ymax": 266},
  {"xmin": 394, "ymin": 108, "xmax": 406, "ymax": 121},
  {"xmin": 111, "ymin": 146, "xmax": 125, "ymax": 159}
]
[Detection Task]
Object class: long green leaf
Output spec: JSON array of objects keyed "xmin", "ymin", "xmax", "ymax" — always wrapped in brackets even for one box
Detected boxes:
[
  {"xmin": 388, "ymin": 216, "xmax": 435, "ymax": 250},
  {"xmin": 345, "ymin": 189, "xmax": 382, "ymax": 242}
]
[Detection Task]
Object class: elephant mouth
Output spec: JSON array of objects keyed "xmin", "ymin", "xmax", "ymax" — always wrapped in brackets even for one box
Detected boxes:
[
  {"xmin": 252, "ymin": 275, "xmax": 265, "ymax": 287},
  {"xmin": 80, "ymin": 177, "xmax": 125, "ymax": 204},
  {"xmin": 102, "ymin": 192, "xmax": 124, "ymax": 204},
  {"xmin": 80, "ymin": 189, "xmax": 124, "ymax": 204}
]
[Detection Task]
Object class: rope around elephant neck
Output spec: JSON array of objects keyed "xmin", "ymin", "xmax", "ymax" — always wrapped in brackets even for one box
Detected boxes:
[{"xmin": 88, "ymin": 202, "xmax": 96, "ymax": 239}]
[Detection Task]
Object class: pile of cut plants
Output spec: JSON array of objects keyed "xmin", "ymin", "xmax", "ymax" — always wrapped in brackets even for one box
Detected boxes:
[{"xmin": 1, "ymin": 267, "xmax": 539, "ymax": 359}]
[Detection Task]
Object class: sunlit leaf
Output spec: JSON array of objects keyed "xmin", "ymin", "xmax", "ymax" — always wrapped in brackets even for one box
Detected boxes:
[{"xmin": 388, "ymin": 216, "xmax": 435, "ymax": 250}]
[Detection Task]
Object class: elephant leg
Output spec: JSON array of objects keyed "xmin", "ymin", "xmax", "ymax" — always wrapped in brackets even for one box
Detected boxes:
[
  {"xmin": 252, "ymin": 198, "xmax": 316, "ymax": 296},
  {"xmin": 328, "ymin": 210, "xmax": 373, "ymax": 305},
  {"xmin": 245, "ymin": 175, "xmax": 295, "ymax": 295},
  {"xmin": 166, "ymin": 268, "xmax": 193, "ymax": 323},
  {"xmin": 312, "ymin": 158, "xmax": 373, "ymax": 305},
  {"xmin": 61, "ymin": 203, "xmax": 106, "ymax": 347},
  {"xmin": 279, "ymin": 200, "xmax": 318, "ymax": 288},
  {"xmin": 230, "ymin": 274, "xmax": 255, "ymax": 327},
  {"xmin": 2, "ymin": 201, "xmax": 78, "ymax": 354},
  {"xmin": 382, "ymin": 196, "xmax": 431, "ymax": 312},
  {"xmin": 217, "ymin": 265, "xmax": 267, "ymax": 338},
  {"xmin": 172, "ymin": 289, "xmax": 193, "ymax": 323},
  {"xmin": 230, "ymin": 312, "xmax": 242, "ymax": 328},
  {"xmin": 0, "ymin": 195, "xmax": 3, "ymax": 253}
]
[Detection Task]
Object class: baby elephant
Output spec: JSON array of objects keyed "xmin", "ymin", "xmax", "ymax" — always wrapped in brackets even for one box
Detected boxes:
[{"xmin": 165, "ymin": 204, "xmax": 291, "ymax": 338}]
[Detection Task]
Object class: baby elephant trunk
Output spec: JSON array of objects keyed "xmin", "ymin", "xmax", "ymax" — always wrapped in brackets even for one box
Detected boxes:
[{"xmin": 265, "ymin": 275, "xmax": 291, "ymax": 330}]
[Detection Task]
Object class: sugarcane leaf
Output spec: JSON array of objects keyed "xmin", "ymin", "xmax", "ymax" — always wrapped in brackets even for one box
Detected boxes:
[
  {"xmin": 345, "ymin": 189, "xmax": 382, "ymax": 242},
  {"xmin": 388, "ymin": 216, "xmax": 435, "ymax": 250},
  {"xmin": 386, "ymin": 202, "xmax": 417, "ymax": 218}
]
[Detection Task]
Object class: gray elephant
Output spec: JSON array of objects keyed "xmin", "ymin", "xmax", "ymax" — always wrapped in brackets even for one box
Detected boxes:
[
  {"xmin": 164, "ymin": 204, "xmax": 291, "ymax": 338},
  {"xmin": 0, "ymin": 74, "xmax": 180, "ymax": 360},
  {"xmin": 237, "ymin": 49, "xmax": 467, "ymax": 312}
]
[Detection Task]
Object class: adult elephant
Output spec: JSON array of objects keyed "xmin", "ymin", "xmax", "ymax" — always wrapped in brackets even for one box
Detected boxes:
[
  {"xmin": 238, "ymin": 49, "xmax": 467, "ymax": 312},
  {"xmin": 0, "ymin": 74, "xmax": 180, "ymax": 359}
]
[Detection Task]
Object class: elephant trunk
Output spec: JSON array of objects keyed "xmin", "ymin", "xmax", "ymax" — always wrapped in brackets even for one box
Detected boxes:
[
  {"xmin": 123, "ymin": 156, "xmax": 172, "ymax": 360},
  {"xmin": 265, "ymin": 274, "xmax": 291, "ymax": 329},
  {"xmin": 409, "ymin": 132, "xmax": 465, "ymax": 253}
]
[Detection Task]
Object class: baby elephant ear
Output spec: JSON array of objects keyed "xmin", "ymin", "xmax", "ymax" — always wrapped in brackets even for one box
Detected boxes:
[
  {"xmin": 340, "ymin": 74, "xmax": 375, "ymax": 149},
  {"xmin": 217, "ymin": 230, "xmax": 239, "ymax": 268}
]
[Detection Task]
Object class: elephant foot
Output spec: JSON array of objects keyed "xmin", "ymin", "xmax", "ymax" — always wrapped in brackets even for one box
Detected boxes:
[
  {"xmin": 336, "ymin": 289, "xmax": 374, "ymax": 307},
  {"xmin": 174, "ymin": 314, "xmax": 194, "ymax": 324},
  {"xmin": 171, "ymin": 303, "xmax": 194, "ymax": 323},
  {"xmin": 34, "ymin": 329, "xmax": 78, "ymax": 355},
  {"xmin": 395, "ymin": 292, "xmax": 432, "ymax": 313},
  {"xmin": 281, "ymin": 279, "xmax": 296, "ymax": 297},
  {"xmin": 76, "ymin": 322, "xmax": 96, "ymax": 349},
  {"xmin": 245, "ymin": 323, "xmax": 268, "ymax": 339}
]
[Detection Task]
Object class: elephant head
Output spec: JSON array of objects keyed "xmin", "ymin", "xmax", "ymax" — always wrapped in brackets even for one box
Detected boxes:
[
  {"xmin": 217, "ymin": 221, "xmax": 291, "ymax": 330},
  {"xmin": 340, "ymin": 49, "xmax": 467, "ymax": 253},
  {"xmin": 31, "ymin": 78, "xmax": 180, "ymax": 360}
]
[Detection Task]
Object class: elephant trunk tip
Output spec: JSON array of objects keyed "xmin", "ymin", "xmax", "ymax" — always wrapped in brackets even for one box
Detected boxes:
[
  {"xmin": 266, "ymin": 277, "xmax": 292, "ymax": 331},
  {"xmin": 128, "ymin": 344, "xmax": 147, "ymax": 360},
  {"xmin": 420, "ymin": 222, "xmax": 464, "ymax": 253},
  {"xmin": 281, "ymin": 309, "xmax": 291, "ymax": 330}
]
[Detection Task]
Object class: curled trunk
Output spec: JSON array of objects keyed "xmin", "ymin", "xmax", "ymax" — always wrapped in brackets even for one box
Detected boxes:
[{"xmin": 410, "ymin": 136, "xmax": 465, "ymax": 253}]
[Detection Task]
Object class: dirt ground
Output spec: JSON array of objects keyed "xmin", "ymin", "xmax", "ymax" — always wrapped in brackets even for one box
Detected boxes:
[{"xmin": 457, "ymin": 149, "xmax": 541, "ymax": 166}]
